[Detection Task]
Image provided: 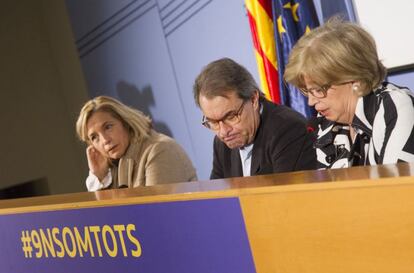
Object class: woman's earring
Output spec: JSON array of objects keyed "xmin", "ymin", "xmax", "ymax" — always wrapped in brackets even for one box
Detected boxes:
[{"xmin": 352, "ymin": 84, "xmax": 359, "ymax": 92}]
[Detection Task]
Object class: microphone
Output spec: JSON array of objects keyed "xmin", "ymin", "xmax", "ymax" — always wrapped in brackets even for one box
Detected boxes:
[
  {"xmin": 306, "ymin": 116, "xmax": 322, "ymax": 144},
  {"xmin": 306, "ymin": 116, "xmax": 320, "ymax": 133}
]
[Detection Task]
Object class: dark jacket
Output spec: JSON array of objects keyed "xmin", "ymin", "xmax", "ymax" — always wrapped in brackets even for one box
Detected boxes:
[{"xmin": 210, "ymin": 98, "xmax": 316, "ymax": 179}]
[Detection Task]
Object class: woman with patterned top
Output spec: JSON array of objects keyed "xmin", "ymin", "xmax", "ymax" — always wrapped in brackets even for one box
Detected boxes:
[{"xmin": 284, "ymin": 18, "xmax": 414, "ymax": 169}]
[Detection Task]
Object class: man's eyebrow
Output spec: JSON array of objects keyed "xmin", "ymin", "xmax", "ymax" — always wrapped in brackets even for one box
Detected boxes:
[{"xmin": 205, "ymin": 109, "xmax": 236, "ymax": 122}]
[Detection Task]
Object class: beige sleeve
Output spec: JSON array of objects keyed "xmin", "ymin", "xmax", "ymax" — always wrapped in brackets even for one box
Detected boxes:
[{"xmin": 144, "ymin": 140, "xmax": 197, "ymax": 186}]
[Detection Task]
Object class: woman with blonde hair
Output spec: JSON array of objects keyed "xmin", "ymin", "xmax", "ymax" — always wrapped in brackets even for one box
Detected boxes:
[
  {"xmin": 76, "ymin": 96, "xmax": 197, "ymax": 191},
  {"xmin": 284, "ymin": 18, "xmax": 414, "ymax": 169}
]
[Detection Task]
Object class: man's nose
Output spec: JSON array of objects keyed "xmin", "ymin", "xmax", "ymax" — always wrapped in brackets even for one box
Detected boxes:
[{"xmin": 218, "ymin": 121, "xmax": 232, "ymax": 137}]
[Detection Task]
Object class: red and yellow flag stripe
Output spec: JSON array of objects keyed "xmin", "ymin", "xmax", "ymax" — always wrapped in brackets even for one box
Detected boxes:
[{"xmin": 245, "ymin": 0, "xmax": 280, "ymax": 104}]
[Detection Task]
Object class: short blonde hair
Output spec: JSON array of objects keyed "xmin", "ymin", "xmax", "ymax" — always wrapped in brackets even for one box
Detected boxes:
[
  {"xmin": 76, "ymin": 96, "xmax": 151, "ymax": 143},
  {"xmin": 284, "ymin": 17, "xmax": 386, "ymax": 96}
]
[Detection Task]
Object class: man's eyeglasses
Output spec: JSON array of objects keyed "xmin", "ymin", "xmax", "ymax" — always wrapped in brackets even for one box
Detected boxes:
[
  {"xmin": 202, "ymin": 101, "xmax": 246, "ymax": 130},
  {"xmin": 299, "ymin": 81, "xmax": 353, "ymax": 98}
]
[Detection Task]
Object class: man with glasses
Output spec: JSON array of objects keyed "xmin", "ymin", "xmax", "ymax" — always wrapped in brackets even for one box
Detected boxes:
[{"xmin": 193, "ymin": 58, "xmax": 316, "ymax": 179}]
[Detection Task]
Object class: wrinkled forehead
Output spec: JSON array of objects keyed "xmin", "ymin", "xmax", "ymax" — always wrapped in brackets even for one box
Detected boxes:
[
  {"xmin": 86, "ymin": 110, "xmax": 116, "ymax": 131},
  {"xmin": 200, "ymin": 92, "xmax": 243, "ymax": 117},
  {"xmin": 298, "ymin": 72, "xmax": 327, "ymax": 88}
]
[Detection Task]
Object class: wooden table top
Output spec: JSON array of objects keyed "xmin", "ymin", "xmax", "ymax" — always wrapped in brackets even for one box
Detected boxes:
[{"xmin": 1, "ymin": 162, "xmax": 413, "ymax": 214}]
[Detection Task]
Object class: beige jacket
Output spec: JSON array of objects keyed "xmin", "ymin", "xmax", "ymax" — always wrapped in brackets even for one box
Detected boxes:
[{"xmin": 111, "ymin": 130, "xmax": 197, "ymax": 188}]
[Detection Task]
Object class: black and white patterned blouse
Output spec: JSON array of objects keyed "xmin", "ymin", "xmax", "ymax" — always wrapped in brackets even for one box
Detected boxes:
[{"xmin": 315, "ymin": 82, "xmax": 414, "ymax": 169}]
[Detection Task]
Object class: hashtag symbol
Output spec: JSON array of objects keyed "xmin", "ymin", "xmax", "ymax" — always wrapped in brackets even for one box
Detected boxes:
[{"xmin": 21, "ymin": 230, "xmax": 33, "ymax": 258}]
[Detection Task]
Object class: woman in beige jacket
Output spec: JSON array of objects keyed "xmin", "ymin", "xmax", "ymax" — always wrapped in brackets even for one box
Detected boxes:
[{"xmin": 76, "ymin": 96, "xmax": 197, "ymax": 191}]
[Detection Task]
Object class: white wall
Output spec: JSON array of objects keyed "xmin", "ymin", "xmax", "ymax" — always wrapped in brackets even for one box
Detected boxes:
[{"xmin": 353, "ymin": 0, "xmax": 414, "ymax": 70}]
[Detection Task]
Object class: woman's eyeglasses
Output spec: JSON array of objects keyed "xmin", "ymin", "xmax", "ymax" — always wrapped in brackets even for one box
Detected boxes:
[
  {"xmin": 299, "ymin": 85, "xmax": 330, "ymax": 98},
  {"xmin": 299, "ymin": 81, "xmax": 353, "ymax": 98}
]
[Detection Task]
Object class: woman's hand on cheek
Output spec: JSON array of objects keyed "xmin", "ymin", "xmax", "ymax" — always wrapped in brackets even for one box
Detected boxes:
[{"xmin": 86, "ymin": 145, "xmax": 109, "ymax": 181}]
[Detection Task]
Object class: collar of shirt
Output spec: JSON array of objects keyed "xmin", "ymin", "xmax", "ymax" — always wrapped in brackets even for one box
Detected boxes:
[
  {"xmin": 351, "ymin": 82, "xmax": 390, "ymax": 137},
  {"xmin": 239, "ymin": 143, "xmax": 254, "ymax": 176},
  {"xmin": 237, "ymin": 100, "xmax": 263, "ymax": 176},
  {"xmin": 352, "ymin": 95, "xmax": 373, "ymax": 137}
]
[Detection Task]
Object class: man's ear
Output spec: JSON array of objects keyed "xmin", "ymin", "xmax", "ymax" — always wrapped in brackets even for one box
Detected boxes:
[{"xmin": 251, "ymin": 90, "xmax": 260, "ymax": 109}]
